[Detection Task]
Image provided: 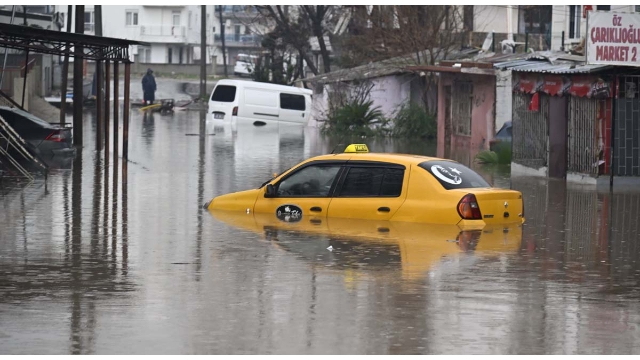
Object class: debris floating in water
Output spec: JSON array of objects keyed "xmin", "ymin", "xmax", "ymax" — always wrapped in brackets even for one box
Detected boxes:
[{"xmin": 327, "ymin": 246, "xmax": 333, "ymax": 252}]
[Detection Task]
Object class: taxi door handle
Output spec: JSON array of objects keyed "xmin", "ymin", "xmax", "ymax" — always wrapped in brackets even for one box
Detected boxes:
[
  {"xmin": 378, "ymin": 207, "xmax": 390, "ymax": 212},
  {"xmin": 310, "ymin": 206, "xmax": 322, "ymax": 212}
]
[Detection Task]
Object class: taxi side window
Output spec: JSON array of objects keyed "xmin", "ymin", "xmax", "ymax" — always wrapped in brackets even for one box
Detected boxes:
[
  {"xmin": 339, "ymin": 167, "xmax": 404, "ymax": 197},
  {"xmin": 276, "ymin": 165, "xmax": 341, "ymax": 197}
]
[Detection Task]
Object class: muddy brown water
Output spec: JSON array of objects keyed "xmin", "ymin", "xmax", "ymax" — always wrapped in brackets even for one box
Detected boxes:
[{"xmin": 1, "ymin": 110, "xmax": 640, "ymax": 354}]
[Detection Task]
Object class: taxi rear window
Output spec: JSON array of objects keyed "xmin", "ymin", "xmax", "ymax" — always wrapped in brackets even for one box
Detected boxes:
[{"xmin": 418, "ymin": 160, "xmax": 490, "ymax": 190}]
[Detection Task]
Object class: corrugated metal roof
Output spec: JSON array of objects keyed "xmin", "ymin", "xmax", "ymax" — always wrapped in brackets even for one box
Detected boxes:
[{"xmin": 496, "ymin": 60, "xmax": 612, "ymax": 74}]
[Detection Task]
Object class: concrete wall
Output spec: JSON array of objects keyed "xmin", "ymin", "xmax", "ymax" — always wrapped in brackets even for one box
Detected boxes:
[
  {"xmin": 368, "ymin": 75, "xmax": 412, "ymax": 118},
  {"xmin": 130, "ymin": 61, "xmax": 233, "ymax": 76},
  {"xmin": 474, "ymin": 5, "xmax": 518, "ymax": 34},
  {"xmin": 495, "ymin": 70, "xmax": 512, "ymax": 131},
  {"xmin": 437, "ymin": 73, "xmax": 496, "ymax": 162},
  {"xmin": 308, "ymin": 74, "xmax": 421, "ymax": 127}
]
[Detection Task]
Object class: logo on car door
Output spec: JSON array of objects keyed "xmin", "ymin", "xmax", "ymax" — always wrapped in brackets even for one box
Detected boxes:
[{"xmin": 276, "ymin": 204, "xmax": 303, "ymax": 223}]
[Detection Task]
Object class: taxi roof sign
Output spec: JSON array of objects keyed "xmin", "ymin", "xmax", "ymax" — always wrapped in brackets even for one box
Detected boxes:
[{"xmin": 344, "ymin": 144, "xmax": 369, "ymax": 153}]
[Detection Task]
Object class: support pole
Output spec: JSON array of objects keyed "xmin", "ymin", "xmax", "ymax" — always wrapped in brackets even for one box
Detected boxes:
[
  {"xmin": 105, "ymin": 60, "xmax": 110, "ymax": 158},
  {"xmin": 200, "ymin": 5, "xmax": 207, "ymax": 99},
  {"xmin": 561, "ymin": 31, "xmax": 565, "ymax": 51},
  {"xmin": 113, "ymin": 62, "xmax": 119, "ymax": 161},
  {"xmin": 218, "ymin": 5, "xmax": 228, "ymax": 77},
  {"xmin": 0, "ymin": 6, "xmax": 17, "ymax": 89},
  {"xmin": 73, "ymin": 5, "xmax": 85, "ymax": 146},
  {"xmin": 123, "ymin": 62, "xmax": 130, "ymax": 163},
  {"xmin": 21, "ymin": 7, "xmax": 29, "ymax": 109},
  {"xmin": 491, "ymin": 31, "xmax": 495, "ymax": 52},
  {"xmin": 610, "ymin": 74, "xmax": 617, "ymax": 189},
  {"xmin": 95, "ymin": 5, "xmax": 103, "ymax": 150},
  {"xmin": 96, "ymin": 60, "xmax": 103, "ymax": 150},
  {"xmin": 59, "ymin": 5, "xmax": 72, "ymax": 126}
]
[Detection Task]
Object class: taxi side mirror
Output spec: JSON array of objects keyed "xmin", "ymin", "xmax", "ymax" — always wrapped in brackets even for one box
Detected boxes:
[{"xmin": 264, "ymin": 184, "xmax": 276, "ymax": 198}]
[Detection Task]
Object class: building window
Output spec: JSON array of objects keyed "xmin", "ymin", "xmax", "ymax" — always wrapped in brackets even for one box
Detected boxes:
[
  {"xmin": 84, "ymin": 10, "xmax": 94, "ymax": 32},
  {"xmin": 126, "ymin": 10, "xmax": 138, "ymax": 26},
  {"xmin": 172, "ymin": 11, "xmax": 181, "ymax": 26},
  {"xmin": 636, "ymin": 6, "xmax": 640, "ymax": 12},
  {"xmin": 518, "ymin": 6, "xmax": 551, "ymax": 34},
  {"xmin": 596, "ymin": 6, "xmax": 611, "ymax": 11},
  {"xmin": 453, "ymin": 82, "xmax": 473, "ymax": 136},
  {"xmin": 139, "ymin": 46, "xmax": 151, "ymax": 63},
  {"xmin": 569, "ymin": 5, "xmax": 581, "ymax": 39}
]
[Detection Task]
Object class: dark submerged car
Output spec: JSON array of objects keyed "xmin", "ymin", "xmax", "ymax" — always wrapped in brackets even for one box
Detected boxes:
[
  {"xmin": 0, "ymin": 106, "xmax": 75, "ymax": 158},
  {"xmin": 489, "ymin": 121, "xmax": 512, "ymax": 152}
]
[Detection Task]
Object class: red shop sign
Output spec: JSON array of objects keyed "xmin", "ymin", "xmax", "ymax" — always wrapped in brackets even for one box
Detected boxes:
[
  {"xmin": 568, "ymin": 76, "xmax": 611, "ymax": 98},
  {"xmin": 517, "ymin": 74, "xmax": 543, "ymax": 94},
  {"xmin": 542, "ymin": 76, "xmax": 571, "ymax": 96}
]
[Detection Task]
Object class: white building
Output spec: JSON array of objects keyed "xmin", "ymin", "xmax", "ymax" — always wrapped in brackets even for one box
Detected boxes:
[
  {"xmin": 551, "ymin": 5, "xmax": 640, "ymax": 51},
  {"xmin": 54, "ymin": 5, "xmax": 266, "ymax": 66}
]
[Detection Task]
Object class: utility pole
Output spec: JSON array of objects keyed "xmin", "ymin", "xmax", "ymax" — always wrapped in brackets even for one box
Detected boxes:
[
  {"xmin": 200, "ymin": 5, "xmax": 206, "ymax": 99},
  {"xmin": 95, "ymin": 5, "xmax": 103, "ymax": 150},
  {"xmin": 218, "ymin": 5, "xmax": 228, "ymax": 77},
  {"xmin": 73, "ymin": 5, "xmax": 84, "ymax": 146},
  {"xmin": 0, "ymin": 6, "xmax": 16, "ymax": 89},
  {"xmin": 21, "ymin": 6, "xmax": 29, "ymax": 108},
  {"xmin": 59, "ymin": 5, "xmax": 72, "ymax": 126}
]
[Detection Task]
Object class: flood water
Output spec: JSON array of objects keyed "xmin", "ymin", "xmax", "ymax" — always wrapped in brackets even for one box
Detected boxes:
[{"xmin": 1, "ymin": 109, "xmax": 640, "ymax": 354}]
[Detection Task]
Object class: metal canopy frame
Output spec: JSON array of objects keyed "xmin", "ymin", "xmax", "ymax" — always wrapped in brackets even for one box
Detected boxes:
[{"xmin": 0, "ymin": 23, "xmax": 148, "ymax": 62}]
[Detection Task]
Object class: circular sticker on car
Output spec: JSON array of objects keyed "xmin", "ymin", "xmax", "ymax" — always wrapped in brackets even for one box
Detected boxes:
[
  {"xmin": 431, "ymin": 165, "xmax": 463, "ymax": 185},
  {"xmin": 276, "ymin": 204, "xmax": 303, "ymax": 223}
]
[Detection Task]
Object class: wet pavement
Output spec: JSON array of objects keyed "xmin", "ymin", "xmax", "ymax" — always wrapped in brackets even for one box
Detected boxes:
[{"xmin": 1, "ymin": 109, "xmax": 640, "ymax": 354}]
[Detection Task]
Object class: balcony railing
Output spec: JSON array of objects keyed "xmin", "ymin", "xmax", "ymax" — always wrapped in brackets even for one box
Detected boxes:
[
  {"xmin": 140, "ymin": 25, "xmax": 186, "ymax": 38},
  {"xmin": 215, "ymin": 5, "xmax": 258, "ymax": 17},
  {"xmin": 214, "ymin": 34, "xmax": 262, "ymax": 45}
]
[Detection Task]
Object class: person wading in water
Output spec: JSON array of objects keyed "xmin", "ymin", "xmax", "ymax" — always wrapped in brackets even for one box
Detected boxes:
[{"xmin": 142, "ymin": 68, "xmax": 157, "ymax": 105}]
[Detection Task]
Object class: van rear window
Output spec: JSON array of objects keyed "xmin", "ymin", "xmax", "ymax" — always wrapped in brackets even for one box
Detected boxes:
[
  {"xmin": 418, "ymin": 160, "xmax": 490, "ymax": 190},
  {"xmin": 280, "ymin": 93, "xmax": 306, "ymax": 111},
  {"xmin": 211, "ymin": 85, "xmax": 236, "ymax": 102}
]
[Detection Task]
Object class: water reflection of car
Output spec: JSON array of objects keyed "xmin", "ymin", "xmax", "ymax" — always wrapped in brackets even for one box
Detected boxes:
[
  {"xmin": 489, "ymin": 121, "xmax": 512, "ymax": 152},
  {"xmin": 211, "ymin": 211, "xmax": 522, "ymax": 280},
  {"xmin": 0, "ymin": 106, "xmax": 75, "ymax": 158},
  {"xmin": 205, "ymin": 144, "xmax": 525, "ymax": 226}
]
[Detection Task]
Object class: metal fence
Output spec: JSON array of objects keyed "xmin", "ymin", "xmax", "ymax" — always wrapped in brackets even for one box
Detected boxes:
[
  {"xmin": 614, "ymin": 75, "xmax": 640, "ymax": 176},
  {"xmin": 512, "ymin": 92, "xmax": 549, "ymax": 169},
  {"xmin": 567, "ymin": 96, "xmax": 599, "ymax": 176}
]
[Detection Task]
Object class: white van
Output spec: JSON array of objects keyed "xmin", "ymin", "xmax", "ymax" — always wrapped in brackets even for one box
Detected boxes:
[
  {"xmin": 208, "ymin": 79, "xmax": 313, "ymax": 126},
  {"xmin": 233, "ymin": 54, "xmax": 258, "ymax": 77}
]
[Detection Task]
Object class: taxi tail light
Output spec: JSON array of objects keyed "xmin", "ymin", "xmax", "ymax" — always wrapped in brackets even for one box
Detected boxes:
[
  {"xmin": 457, "ymin": 193, "xmax": 482, "ymax": 220},
  {"xmin": 232, "ymin": 106, "xmax": 238, "ymax": 116}
]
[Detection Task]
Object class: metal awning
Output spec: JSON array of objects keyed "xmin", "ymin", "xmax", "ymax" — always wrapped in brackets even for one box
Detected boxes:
[
  {"xmin": 407, "ymin": 65, "xmax": 496, "ymax": 76},
  {"xmin": 0, "ymin": 23, "xmax": 148, "ymax": 62},
  {"xmin": 494, "ymin": 59, "xmax": 612, "ymax": 74}
]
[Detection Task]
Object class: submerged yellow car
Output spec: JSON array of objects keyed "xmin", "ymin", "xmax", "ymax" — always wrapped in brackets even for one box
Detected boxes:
[{"xmin": 205, "ymin": 144, "xmax": 524, "ymax": 226}]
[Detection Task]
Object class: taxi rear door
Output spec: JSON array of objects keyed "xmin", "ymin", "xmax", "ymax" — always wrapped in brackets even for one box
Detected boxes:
[
  {"xmin": 327, "ymin": 162, "xmax": 409, "ymax": 221},
  {"xmin": 253, "ymin": 161, "xmax": 346, "ymax": 221}
]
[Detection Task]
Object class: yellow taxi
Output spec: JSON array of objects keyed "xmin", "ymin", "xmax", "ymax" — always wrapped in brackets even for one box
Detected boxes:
[
  {"xmin": 210, "ymin": 211, "xmax": 522, "ymax": 280},
  {"xmin": 205, "ymin": 144, "xmax": 525, "ymax": 226}
]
